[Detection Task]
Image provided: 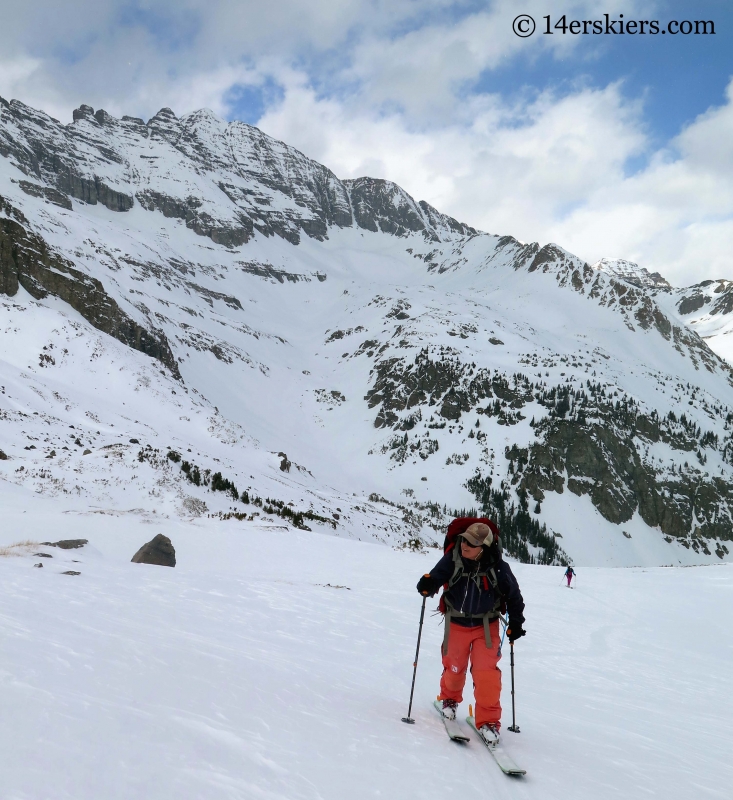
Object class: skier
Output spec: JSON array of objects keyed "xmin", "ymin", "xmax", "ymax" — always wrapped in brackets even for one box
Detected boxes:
[
  {"xmin": 564, "ymin": 566, "xmax": 575, "ymax": 587},
  {"xmin": 416, "ymin": 521, "xmax": 524, "ymax": 745}
]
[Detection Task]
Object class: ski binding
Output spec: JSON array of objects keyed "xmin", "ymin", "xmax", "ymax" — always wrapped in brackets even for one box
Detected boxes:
[{"xmin": 433, "ymin": 700, "xmax": 469, "ymax": 742}]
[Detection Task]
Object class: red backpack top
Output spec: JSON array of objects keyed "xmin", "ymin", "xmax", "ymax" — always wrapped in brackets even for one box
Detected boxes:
[{"xmin": 443, "ymin": 516, "xmax": 500, "ymax": 554}]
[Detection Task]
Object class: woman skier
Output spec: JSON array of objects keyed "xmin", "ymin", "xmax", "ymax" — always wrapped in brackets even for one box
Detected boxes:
[
  {"xmin": 564, "ymin": 566, "xmax": 575, "ymax": 587},
  {"xmin": 416, "ymin": 520, "xmax": 524, "ymax": 745}
]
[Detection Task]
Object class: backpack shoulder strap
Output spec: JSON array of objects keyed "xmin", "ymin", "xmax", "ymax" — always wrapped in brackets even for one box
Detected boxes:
[
  {"xmin": 447, "ymin": 544, "xmax": 464, "ymax": 587},
  {"xmin": 487, "ymin": 566, "xmax": 499, "ymax": 590}
]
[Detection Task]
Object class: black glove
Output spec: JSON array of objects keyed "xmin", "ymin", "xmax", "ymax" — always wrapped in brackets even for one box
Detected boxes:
[
  {"xmin": 416, "ymin": 574, "xmax": 440, "ymax": 597},
  {"xmin": 507, "ymin": 621, "xmax": 526, "ymax": 642}
]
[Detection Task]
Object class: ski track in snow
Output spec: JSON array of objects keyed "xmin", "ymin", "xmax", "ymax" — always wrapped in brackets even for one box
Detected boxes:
[{"xmin": 1, "ymin": 507, "xmax": 731, "ymax": 800}]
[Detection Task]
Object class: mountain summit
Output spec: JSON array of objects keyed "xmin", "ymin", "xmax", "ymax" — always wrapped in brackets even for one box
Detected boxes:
[{"xmin": 592, "ymin": 258, "xmax": 671, "ymax": 289}]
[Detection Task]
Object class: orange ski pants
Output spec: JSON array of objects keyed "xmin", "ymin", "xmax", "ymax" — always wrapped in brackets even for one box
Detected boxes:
[{"xmin": 439, "ymin": 620, "xmax": 502, "ymax": 729}]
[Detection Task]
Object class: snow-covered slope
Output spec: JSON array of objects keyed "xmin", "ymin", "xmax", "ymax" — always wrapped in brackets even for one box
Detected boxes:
[
  {"xmin": 1, "ymin": 512, "xmax": 731, "ymax": 799},
  {"xmin": 658, "ymin": 278, "xmax": 733, "ymax": 364},
  {"xmin": 2, "ymin": 96, "xmax": 733, "ymax": 566},
  {"xmin": 0, "ymin": 292, "xmax": 423, "ymax": 548}
]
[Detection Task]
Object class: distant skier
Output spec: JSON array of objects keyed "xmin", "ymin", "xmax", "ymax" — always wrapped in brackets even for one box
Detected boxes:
[
  {"xmin": 416, "ymin": 519, "xmax": 524, "ymax": 745},
  {"xmin": 564, "ymin": 566, "xmax": 575, "ymax": 587}
]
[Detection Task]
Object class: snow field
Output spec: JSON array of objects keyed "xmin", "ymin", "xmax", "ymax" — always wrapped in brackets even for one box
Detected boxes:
[{"xmin": 1, "ymin": 507, "xmax": 731, "ymax": 800}]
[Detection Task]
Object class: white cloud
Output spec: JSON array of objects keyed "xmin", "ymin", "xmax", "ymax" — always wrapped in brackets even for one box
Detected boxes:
[
  {"xmin": 554, "ymin": 81, "xmax": 733, "ymax": 283},
  {"xmin": 0, "ymin": 0, "xmax": 456, "ymax": 120},
  {"xmin": 344, "ymin": 0, "xmax": 650, "ymax": 121},
  {"xmin": 0, "ymin": 0, "xmax": 730, "ymax": 285},
  {"xmin": 0, "ymin": 56, "xmax": 71, "ymax": 122},
  {"xmin": 257, "ymin": 67, "xmax": 733, "ymax": 286}
]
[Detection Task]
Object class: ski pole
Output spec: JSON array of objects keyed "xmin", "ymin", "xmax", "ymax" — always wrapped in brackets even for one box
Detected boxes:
[
  {"xmin": 507, "ymin": 640, "xmax": 520, "ymax": 733},
  {"xmin": 402, "ymin": 588, "xmax": 428, "ymax": 725},
  {"xmin": 498, "ymin": 614, "xmax": 507, "ymax": 656}
]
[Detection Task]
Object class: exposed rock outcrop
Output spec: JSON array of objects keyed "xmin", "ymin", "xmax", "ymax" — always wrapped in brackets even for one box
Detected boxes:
[
  {"xmin": 136, "ymin": 189, "xmax": 252, "ymax": 247},
  {"xmin": 0, "ymin": 100, "xmax": 134, "ymax": 212},
  {"xmin": 344, "ymin": 177, "xmax": 475, "ymax": 241},
  {"xmin": 505, "ymin": 404, "xmax": 733, "ymax": 549},
  {"xmin": 0, "ymin": 195, "xmax": 180, "ymax": 377},
  {"xmin": 366, "ymin": 341, "xmax": 733, "ymax": 552},
  {"xmin": 17, "ymin": 180, "xmax": 72, "ymax": 209},
  {"xmin": 593, "ymin": 258, "xmax": 671, "ymax": 289},
  {"xmin": 41, "ymin": 539, "xmax": 88, "ymax": 549}
]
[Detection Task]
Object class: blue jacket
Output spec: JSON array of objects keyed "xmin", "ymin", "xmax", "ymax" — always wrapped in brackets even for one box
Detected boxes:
[{"xmin": 429, "ymin": 550, "xmax": 525, "ymax": 627}]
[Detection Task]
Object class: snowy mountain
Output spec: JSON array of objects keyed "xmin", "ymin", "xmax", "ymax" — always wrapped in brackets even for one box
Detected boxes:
[
  {"xmin": 592, "ymin": 257, "xmax": 671, "ymax": 290},
  {"xmin": 2, "ymin": 96, "xmax": 733, "ymax": 567},
  {"xmin": 658, "ymin": 278, "xmax": 733, "ymax": 364}
]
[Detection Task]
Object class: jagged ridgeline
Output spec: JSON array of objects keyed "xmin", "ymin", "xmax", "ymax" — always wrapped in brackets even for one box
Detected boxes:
[{"xmin": 366, "ymin": 347, "xmax": 733, "ymax": 560}]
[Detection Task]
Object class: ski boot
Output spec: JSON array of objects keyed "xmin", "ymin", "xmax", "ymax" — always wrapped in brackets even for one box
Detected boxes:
[
  {"xmin": 478, "ymin": 723, "xmax": 500, "ymax": 746},
  {"xmin": 440, "ymin": 698, "xmax": 458, "ymax": 721}
]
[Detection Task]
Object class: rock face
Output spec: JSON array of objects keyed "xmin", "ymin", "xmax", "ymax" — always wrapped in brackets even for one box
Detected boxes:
[
  {"xmin": 593, "ymin": 258, "xmax": 671, "ymax": 289},
  {"xmin": 41, "ymin": 539, "xmax": 88, "ymax": 549},
  {"xmin": 0, "ymin": 194, "xmax": 180, "ymax": 377},
  {"xmin": 131, "ymin": 534, "xmax": 176, "ymax": 567},
  {"xmin": 506, "ymin": 404, "xmax": 733, "ymax": 549},
  {"xmin": 18, "ymin": 180, "xmax": 72, "ymax": 209},
  {"xmin": 672, "ymin": 279, "xmax": 733, "ymax": 321},
  {"xmin": 0, "ymin": 97, "xmax": 472, "ymax": 249},
  {"xmin": 344, "ymin": 177, "xmax": 476, "ymax": 240},
  {"xmin": 0, "ymin": 100, "xmax": 134, "ymax": 213}
]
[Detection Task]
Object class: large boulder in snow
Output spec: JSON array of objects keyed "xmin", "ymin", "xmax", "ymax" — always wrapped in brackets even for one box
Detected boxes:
[{"xmin": 131, "ymin": 534, "xmax": 176, "ymax": 567}]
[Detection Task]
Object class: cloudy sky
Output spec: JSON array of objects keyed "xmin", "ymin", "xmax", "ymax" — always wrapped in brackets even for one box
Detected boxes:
[{"xmin": 1, "ymin": 0, "xmax": 731, "ymax": 285}]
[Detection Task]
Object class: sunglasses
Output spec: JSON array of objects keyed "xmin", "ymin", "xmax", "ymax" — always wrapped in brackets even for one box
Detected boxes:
[{"xmin": 461, "ymin": 539, "xmax": 483, "ymax": 547}]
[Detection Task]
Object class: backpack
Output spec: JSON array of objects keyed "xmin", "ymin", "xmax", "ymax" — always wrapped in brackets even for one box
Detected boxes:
[{"xmin": 438, "ymin": 517, "xmax": 505, "ymax": 655}]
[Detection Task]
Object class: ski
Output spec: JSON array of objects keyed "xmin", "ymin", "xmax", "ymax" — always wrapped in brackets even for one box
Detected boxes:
[
  {"xmin": 466, "ymin": 716, "xmax": 526, "ymax": 776},
  {"xmin": 433, "ymin": 701, "xmax": 469, "ymax": 742}
]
